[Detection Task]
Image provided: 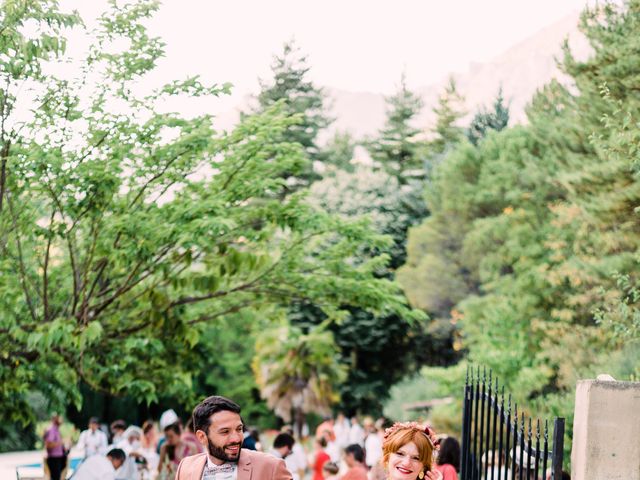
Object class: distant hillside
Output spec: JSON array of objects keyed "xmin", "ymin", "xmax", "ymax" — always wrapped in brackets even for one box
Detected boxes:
[{"xmin": 215, "ymin": 11, "xmax": 592, "ymax": 142}]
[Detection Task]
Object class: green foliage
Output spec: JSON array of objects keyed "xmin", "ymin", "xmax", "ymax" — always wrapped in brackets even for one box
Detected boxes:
[
  {"xmin": 320, "ymin": 130, "xmax": 357, "ymax": 173},
  {"xmin": 382, "ymin": 374, "xmax": 441, "ymax": 422},
  {"xmin": 253, "ymin": 322, "xmax": 347, "ymax": 429},
  {"xmin": 304, "ymin": 166, "xmax": 462, "ymax": 416},
  {"xmin": 249, "ymin": 40, "xmax": 332, "ymax": 189},
  {"xmin": 368, "ymin": 73, "xmax": 426, "ymax": 183},
  {"xmin": 309, "ymin": 165, "xmax": 423, "ymax": 269},
  {"xmin": 428, "ymin": 77, "xmax": 466, "ymax": 157},
  {"xmin": 399, "ymin": 0, "xmax": 640, "ymax": 457},
  {"xmin": 0, "ymin": 1, "xmax": 416, "ymax": 429},
  {"xmin": 187, "ymin": 310, "xmax": 277, "ymax": 430},
  {"xmin": 466, "ymin": 88, "xmax": 510, "ymax": 146}
]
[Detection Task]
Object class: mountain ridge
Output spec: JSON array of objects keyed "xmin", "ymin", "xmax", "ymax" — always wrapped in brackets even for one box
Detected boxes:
[{"xmin": 215, "ymin": 11, "xmax": 592, "ymax": 141}]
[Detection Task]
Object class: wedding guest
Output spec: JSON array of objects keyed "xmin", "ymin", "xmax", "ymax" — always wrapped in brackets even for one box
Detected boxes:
[
  {"xmin": 348, "ymin": 418, "xmax": 365, "ymax": 448},
  {"xmin": 312, "ymin": 437, "xmax": 331, "ymax": 480},
  {"xmin": 342, "ymin": 444, "xmax": 367, "ymax": 480},
  {"xmin": 141, "ymin": 420, "xmax": 159, "ymax": 451},
  {"xmin": 44, "ymin": 414, "xmax": 67, "ymax": 480},
  {"xmin": 158, "ymin": 422, "xmax": 199, "ymax": 479},
  {"xmin": 364, "ymin": 418, "xmax": 383, "ymax": 470},
  {"xmin": 72, "ymin": 448, "xmax": 126, "ymax": 480},
  {"xmin": 323, "ymin": 461, "xmax": 340, "ymax": 480},
  {"xmin": 183, "ymin": 418, "xmax": 204, "ymax": 453},
  {"xmin": 110, "ymin": 419, "xmax": 127, "ymax": 445},
  {"xmin": 77, "ymin": 417, "xmax": 108, "ymax": 458},
  {"xmin": 283, "ymin": 426, "xmax": 307, "ymax": 480},
  {"xmin": 269, "ymin": 432, "xmax": 295, "ymax": 460},
  {"xmin": 434, "ymin": 437, "xmax": 460, "ymax": 480}
]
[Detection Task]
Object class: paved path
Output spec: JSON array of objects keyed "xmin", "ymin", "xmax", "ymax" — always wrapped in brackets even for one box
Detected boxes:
[
  {"xmin": 1, "ymin": 448, "xmax": 83, "ymax": 479},
  {"xmin": 0, "ymin": 450, "xmax": 44, "ymax": 479}
]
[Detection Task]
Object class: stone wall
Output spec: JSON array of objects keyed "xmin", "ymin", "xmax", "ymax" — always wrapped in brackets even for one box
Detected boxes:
[{"xmin": 571, "ymin": 375, "xmax": 640, "ymax": 480}]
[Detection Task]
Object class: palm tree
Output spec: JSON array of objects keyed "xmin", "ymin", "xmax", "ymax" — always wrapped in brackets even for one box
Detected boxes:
[{"xmin": 253, "ymin": 323, "xmax": 346, "ymax": 437}]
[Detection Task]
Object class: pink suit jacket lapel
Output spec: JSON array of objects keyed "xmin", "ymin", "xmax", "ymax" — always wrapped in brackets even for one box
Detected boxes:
[
  {"xmin": 190, "ymin": 454, "xmax": 207, "ymax": 480},
  {"xmin": 237, "ymin": 450, "xmax": 253, "ymax": 480}
]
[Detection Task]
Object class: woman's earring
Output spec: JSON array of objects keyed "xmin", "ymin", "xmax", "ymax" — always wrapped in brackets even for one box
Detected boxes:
[{"xmin": 418, "ymin": 471, "xmax": 425, "ymax": 479}]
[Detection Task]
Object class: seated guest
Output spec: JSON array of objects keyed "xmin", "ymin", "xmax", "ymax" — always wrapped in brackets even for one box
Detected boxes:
[{"xmin": 73, "ymin": 448, "xmax": 126, "ymax": 480}]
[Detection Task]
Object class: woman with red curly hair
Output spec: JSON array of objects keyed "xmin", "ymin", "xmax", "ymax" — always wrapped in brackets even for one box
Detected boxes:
[{"xmin": 381, "ymin": 422, "xmax": 443, "ymax": 480}]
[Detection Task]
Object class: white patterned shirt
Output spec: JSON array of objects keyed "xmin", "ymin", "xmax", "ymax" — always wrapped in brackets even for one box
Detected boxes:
[{"xmin": 202, "ymin": 456, "xmax": 238, "ymax": 480}]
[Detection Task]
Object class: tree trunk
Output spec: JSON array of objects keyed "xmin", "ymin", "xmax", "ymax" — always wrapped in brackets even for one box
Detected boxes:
[
  {"xmin": 295, "ymin": 406, "xmax": 305, "ymax": 439},
  {"xmin": 0, "ymin": 139, "xmax": 10, "ymax": 213}
]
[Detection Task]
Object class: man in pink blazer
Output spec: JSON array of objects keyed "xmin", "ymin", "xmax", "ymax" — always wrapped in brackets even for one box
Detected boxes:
[{"xmin": 176, "ymin": 395, "xmax": 292, "ymax": 480}]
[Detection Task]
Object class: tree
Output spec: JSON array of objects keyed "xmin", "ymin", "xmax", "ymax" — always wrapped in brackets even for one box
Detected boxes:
[
  {"xmin": 466, "ymin": 87, "xmax": 510, "ymax": 146},
  {"xmin": 303, "ymin": 166, "xmax": 458, "ymax": 416},
  {"xmin": 0, "ymin": 0, "xmax": 418, "ymax": 427},
  {"xmin": 309, "ymin": 165, "xmax": 422, "ymax": 269},
  {"xmin": 400, "ymin": 3, "xmax": 640, "ymax": 458},
  {"xmin": 320, "ymin": 130, "xmax": 357, "ymax": 173},
  {"xmin": 428, "ymin": 77, "xmax": 466, "ymax": 158},
  {"xmin": 250, "ymin": 40, "xmax": 332, "ymax": 189},
  {"xmin": 253, "ymin": 323, "xmax": 346, "ymax": 437},
  {"xmin": 397, "ymin": 78, "xmax": 470, "ymax": 318},
  {"xmin": 369, "ymin": 73, "xmax": 426, "ymax": 183}
]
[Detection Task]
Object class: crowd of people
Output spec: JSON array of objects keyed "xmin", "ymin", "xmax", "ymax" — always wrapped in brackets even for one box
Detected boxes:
[
  {"xmin": 43, "ymin": 409, "xmax": 205, "ymax": 480},
  {"xmin": 42, "ymin": 397, "xmax": 572, "ymax": 480},
  {"xmin": 41, "ymin": 402, "xmax": 468, "ymax": 480}
]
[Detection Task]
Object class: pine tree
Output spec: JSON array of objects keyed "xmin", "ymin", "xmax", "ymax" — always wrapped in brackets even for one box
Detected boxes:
[
  {"xmin": 369, "ymin": 73, "xmax": 425, "ymax": 183},
  {"xmin": 251, "ymin": 40, "xmax": 332, "ymax": 188},
  {"xmin": 428, "ymin": 77, "xmax": 466, "ymax": 157},
  {"xmin": 321, "ymin": 130, "xmax": 357, "ymax": 173},
  {"xmin": 466, "ymin": 87, "xmax": 510, "ymax": 146}
]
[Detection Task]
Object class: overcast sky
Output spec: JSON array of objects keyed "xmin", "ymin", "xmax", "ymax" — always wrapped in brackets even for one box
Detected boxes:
[{"xmin": 59, "ymin": 0, "xmax": 594, "ymax": 109}]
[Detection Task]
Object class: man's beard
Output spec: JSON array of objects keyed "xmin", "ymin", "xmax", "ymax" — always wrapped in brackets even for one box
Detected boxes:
[{"xmin": 207, "ymin": 438, "xmax": 241, "ymax": 463}]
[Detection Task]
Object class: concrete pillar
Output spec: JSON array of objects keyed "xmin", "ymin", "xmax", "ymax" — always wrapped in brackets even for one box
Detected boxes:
[{"xmin": 571, "ymin": 374, "xmax": 640, "ymax": 480}]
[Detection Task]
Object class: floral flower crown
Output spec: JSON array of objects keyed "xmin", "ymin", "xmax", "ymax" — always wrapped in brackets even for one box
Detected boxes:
[{"xmin": 383, "ymin": 421, "xmax": 440, "ymax": 451}]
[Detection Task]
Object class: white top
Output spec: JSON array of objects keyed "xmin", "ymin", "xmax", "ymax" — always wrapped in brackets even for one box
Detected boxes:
[
  {"xmin": 348, "ymin": 423, "xmax": 365, "ymax": 447},
  {"xmin": 334, "ymin": 419, "xmax": 351, "ymax": 449},
  {"xmin": 73, "ymin": 455, "xmax": 116, "ymax": 480},
  {"xmin": 325, "ymin": 440, "xmax": 341, "ymax": 463},
  {"xmin": 364, "ymin": 433, "xmax": 383, "ymax": 468},
  {"xmin": 285, "ymin": 443, "xmax": 307, "ymax": 480},
  {"xmin": 77, "ymin": 429, "xmax": 109, "ymax": 458}
]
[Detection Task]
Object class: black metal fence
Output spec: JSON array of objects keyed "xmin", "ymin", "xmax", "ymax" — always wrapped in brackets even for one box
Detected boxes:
[{"xmin": 460, "ymin": 367, "xmax": 565, "ymax": 480}]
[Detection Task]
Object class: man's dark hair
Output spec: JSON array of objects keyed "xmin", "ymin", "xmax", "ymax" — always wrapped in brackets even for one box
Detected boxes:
[
  {"xmin": 110, "ymin": 419, "xmax": 126, "ymax": 431},
  {"xmin": 106, "ymin": 448, "xmax": 126, "ymax": 462},
  {"xmin": 273, "ymin": 432, "xmax": 295, "ymax": 450},
  {"xmin": 323, "ymin": 462, "xmax": 339, "ymax": 474},
  {"xmin": 437, "ymin": 436, "xmax": 461, "ymax": 472},
  {"xmin": 561, "ymin": 472, "xmax": 570, "ymax": 480},
  {"xmin": 345, "ymin": 444, "xmax": 365, "ymax": 463},
  {"xmin": 164, "ymin": 422, "xmax": 181, "ymax": 435},
  {"xmin": 88, "ymin": 417, "xmax": 99, "ymax": 424},
  {"xmin": 192, "ymin": 395, "xmax": 241, "ymax": 433}
]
